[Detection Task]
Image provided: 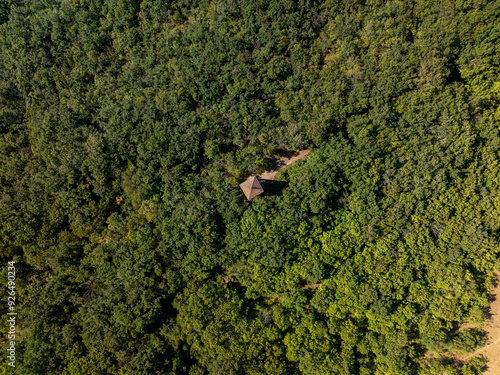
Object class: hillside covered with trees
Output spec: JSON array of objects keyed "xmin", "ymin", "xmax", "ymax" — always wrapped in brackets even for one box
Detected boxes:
[{"xmin": 1, "ymin": 0, "xmax": 500, "ymax": 374}]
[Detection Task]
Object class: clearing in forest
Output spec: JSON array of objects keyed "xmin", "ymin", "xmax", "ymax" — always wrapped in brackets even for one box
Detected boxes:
[{"xmin": 258, "ymin": 149, "xmax": 311, "ymax": 180}]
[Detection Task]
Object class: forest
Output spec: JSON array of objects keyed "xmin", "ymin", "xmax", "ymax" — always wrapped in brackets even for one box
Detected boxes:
[{"xmin": 0, "ymin": 0, "xmax": 500, "ymax": 374}]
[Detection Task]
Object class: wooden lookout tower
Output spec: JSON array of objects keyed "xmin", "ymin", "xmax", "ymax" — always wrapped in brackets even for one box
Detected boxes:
[{"xmin": 239, "ymin": 176, "xmax": 264, "ymax": 201}]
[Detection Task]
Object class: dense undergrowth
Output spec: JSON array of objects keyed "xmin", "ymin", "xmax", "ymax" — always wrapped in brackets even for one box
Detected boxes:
[{"xmin": 1, "ymin": 0, "xmax": 500, "ymax": 374}]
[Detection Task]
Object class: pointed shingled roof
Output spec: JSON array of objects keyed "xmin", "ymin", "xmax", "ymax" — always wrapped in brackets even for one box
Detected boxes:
[{"xmin": 239, "ymin": 176, "xmax": 264, "ymax": 201}]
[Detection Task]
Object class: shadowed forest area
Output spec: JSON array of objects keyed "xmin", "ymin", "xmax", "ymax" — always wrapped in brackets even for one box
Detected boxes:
[{"xmin": 0, "ymin": 0, "xmax": 500, "ymax": 374}]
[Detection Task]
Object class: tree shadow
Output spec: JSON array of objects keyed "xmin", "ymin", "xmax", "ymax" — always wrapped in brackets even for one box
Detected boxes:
[
  {"xmin": 263, "ymin": 149, "xmax": 303, "ymax": 173},
  {"xmin": 259, "ymin": 179, "xmax": 288, "ymax": 197},
  {"xmin": 484, "ymin": 273, "xmax": 499, "ymax": 320},
  {"xmin": 264, "ymin": 158, "xmax": 286, "ymax": 173},
  {"xmin": 277, "ymin": 148, "xmax": 300, "ymax": 159}
]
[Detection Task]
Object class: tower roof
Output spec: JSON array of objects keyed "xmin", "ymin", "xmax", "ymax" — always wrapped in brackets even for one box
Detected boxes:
[{"xmin": 239, "ymin": 176, "xmax": 264, "ymax": 201}]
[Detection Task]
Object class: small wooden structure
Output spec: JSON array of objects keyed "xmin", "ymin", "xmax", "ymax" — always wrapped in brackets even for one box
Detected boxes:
[{"xmin": 239, "ymin": 176, "xmax": 264, "ymax": 201}]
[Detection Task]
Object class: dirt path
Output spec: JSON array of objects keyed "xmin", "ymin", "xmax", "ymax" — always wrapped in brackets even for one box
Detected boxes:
[{"xmin": 258, "ymin": 149, "xmax": 311, "ymax": 180}]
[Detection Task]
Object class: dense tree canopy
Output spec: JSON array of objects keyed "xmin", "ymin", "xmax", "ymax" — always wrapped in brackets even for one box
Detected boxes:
[{"xmin": 1, "ymin": 0, "xmax": 499, "ymax": 374}]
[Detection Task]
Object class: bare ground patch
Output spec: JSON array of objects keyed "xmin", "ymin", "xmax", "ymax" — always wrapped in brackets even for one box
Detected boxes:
[
  {"xmin": 445, "ymin": 272, "xmax": 500, "ymax": 373},
  {"xmin": 471, "ymin": 272, "xmax": 500, "ymax": 374},
  {"xmin": 422, "ymin": 273, "xmax": 500, "ymax": 373}
]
